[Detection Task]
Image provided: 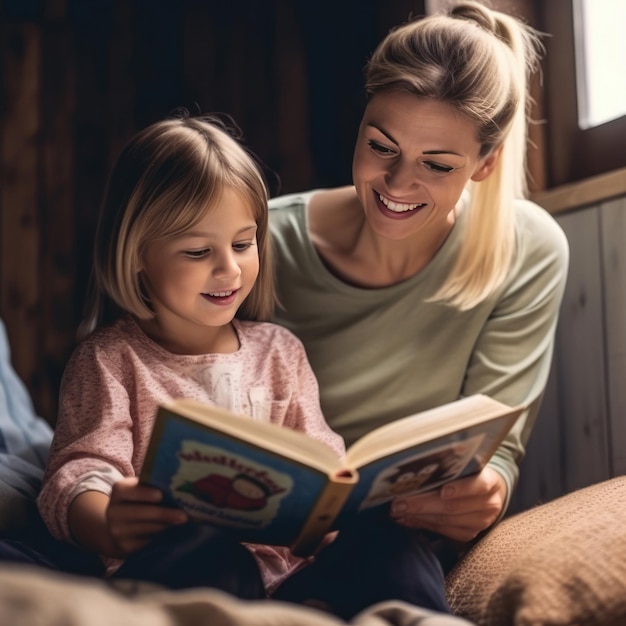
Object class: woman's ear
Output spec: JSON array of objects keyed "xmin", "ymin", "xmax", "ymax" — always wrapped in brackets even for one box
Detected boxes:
[{"xmin": 471, "ymin": 145, "xmax": 503, "ymax": 182}]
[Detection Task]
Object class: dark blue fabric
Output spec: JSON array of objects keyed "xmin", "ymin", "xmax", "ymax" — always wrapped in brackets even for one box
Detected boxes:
[
  {"xmin": 273, "ymin": 511, "xmax": 451, "ymax": 620},
  {"xmin": 0, "ymin": 318, "xmax": 53, "ymax": 536},
  {"xmin": 0, "ymin": 512, "xmax": 104, "ymax": 576},
  {"xmin": 0, "ymin": 318, "xmax": 52, "ymax": 496},
  {"xmin": 0, "ymin": 318, "xmax": 104, "ymax": 577},
  {"xmin": 113, "ymin": 523, "xmax": 266, "ymax": 600}
]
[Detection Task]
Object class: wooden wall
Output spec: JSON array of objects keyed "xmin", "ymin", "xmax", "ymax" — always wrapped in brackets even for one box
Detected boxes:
[
  {"xmin": 0, "ymin": 0, "xmax": 424, "ymax": 422},
  {"xmin": 509, "ymin": 194, "xmax": 626, "ymax": 514},
  {"xmin": 4, "ymin": 0, "xmax": 605, "ymax": 516},
  {"xmin": 0, "ymin": 0, "xmax": 542, "ymax": 422}
]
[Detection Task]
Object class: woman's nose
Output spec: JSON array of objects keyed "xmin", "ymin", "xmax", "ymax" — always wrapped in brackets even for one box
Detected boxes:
[{"xmin": 385, "ymin": 159, "xmax": 418, "ymax": 192}]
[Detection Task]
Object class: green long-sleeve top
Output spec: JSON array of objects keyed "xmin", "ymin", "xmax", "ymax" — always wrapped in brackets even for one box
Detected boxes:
[{"xmin": 269, "ymin": 190, "xmax": 569, "ymax": 512}]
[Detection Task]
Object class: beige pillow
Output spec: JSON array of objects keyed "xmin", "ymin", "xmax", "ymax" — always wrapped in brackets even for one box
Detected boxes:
[{"xmin": 445, "ymin": 476, "xmax": 626, "ymax": 626}]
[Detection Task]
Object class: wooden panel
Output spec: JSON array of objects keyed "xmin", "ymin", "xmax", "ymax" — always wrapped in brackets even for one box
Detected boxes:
[
  {"xmin": 532, "ymin": 167, "xmax": 626, "ymax": 216},
  {"xmin": 106, "ymin": 0, "xmax": 136, "ymax": 168},
  {"xmin": 509, "ymin": 203, "xmax": 619, "ymax": 511},
  {"xmin": 38, "ymin": 20, "xmax": 76, "ymax": 422},
  {"xmin": 538, "ymin": 0, "xmax": 578, "ymax": 188},
  {"xmin": 272, "ymin": 0, "xmax": 314, "ymax": 194},
  {"xmin": 0, "ymin": 23, "xmax": 41, "ymax": 396},
  {"xmin": 599, "ymin": 197, "xmax": 626, "ymax": 475},
  {"xmin": 554, "ymin": 207, "xmax": 611, "ymax": 490},
  {"xmin": 71, "ymin": 3, "xmax": 115, "ymax": 332}
]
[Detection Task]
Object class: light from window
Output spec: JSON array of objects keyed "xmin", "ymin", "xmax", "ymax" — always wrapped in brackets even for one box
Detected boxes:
[{"xmin": 573, "ymin": 0, "xmax": 626, "ymax": 129}]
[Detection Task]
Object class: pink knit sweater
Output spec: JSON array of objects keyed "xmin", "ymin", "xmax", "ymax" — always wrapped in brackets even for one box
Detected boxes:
[{"xmin": 38, "ymin": 316, "xmax": 345, "ymax": 591}]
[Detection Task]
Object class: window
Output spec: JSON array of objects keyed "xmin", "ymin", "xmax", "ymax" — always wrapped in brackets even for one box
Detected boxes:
[
  {"xmin": 573, "ymin": 0, "xmax": 626, "ymax": 129},
  {"xmin": 541, "ymin": 0, "xmax": 626, "ymax": 186}
]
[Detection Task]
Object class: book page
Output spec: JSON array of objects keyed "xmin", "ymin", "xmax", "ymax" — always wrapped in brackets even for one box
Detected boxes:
[
  {"xmin": 356, "ymin": 434, "xmax": 484, "ymax": 509},
  {"xmin": 163, "ymin": 398, "xmax": 343, "ymax": 474},
  {"xmin": 344, "ymin": 394, "xmax": 523, "ymax": 468},
  {"xmin": 334, "ymin": 410, "xmax": 521, "ymax": 528}
]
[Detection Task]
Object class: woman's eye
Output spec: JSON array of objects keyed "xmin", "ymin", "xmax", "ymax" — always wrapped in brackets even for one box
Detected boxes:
[
  {"xmin": 367, "ymin": 140, "xmax": 396, "ymax": 156},
  {"xmin": 424, "ymin": 161, "xmax": 455, "ymax": 174}
]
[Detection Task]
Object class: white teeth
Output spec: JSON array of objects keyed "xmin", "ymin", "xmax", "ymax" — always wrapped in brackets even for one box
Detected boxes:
[
  {"xmin": 208, "ymin": 291, "xmax": 233, "ymax": 297},
  {"xmin": 379, "ymin": 194, "xmax": 424, "ymax": 212}
]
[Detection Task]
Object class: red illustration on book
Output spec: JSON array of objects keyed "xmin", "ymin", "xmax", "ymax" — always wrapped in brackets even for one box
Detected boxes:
[
  {"xmin": 178, "ymin": 472, "xmax": 285, "ymax": 511},
  {"xmin": 169, "ymin": 443, "xmax": 294, "ymax": 527}
]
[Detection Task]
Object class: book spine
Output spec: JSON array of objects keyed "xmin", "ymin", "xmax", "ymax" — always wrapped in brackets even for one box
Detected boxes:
[{"xmin": 290, "ymin": 475, "xmax": 356, "ymax": 557}]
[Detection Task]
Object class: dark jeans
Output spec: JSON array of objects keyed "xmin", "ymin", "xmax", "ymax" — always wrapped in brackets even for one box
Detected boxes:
[
  {"xmin": 114, "ymin": 513, "xmax": 452, "ymax": 620},
  {"xmin": 113, "ymin": 523, "xmax": 266, "ymax": 600},
  {"xmin": 274, "ymin": 512, "xmax": 452, "ymax": 620}
]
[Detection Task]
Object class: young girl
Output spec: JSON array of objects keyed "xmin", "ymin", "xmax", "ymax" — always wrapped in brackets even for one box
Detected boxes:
[
  {"xmin": 36, "ymin": 114, "xmax": 476, "ymax": 623},
  {"xmin": 36, "ymin": 113, "xmax": 346, "ymax": 598}
]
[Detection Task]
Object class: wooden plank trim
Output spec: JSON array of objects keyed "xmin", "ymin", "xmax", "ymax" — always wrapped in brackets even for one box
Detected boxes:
[{"xmin": 531, "ymin": 167, "xmax": 626, "ymax": 216}]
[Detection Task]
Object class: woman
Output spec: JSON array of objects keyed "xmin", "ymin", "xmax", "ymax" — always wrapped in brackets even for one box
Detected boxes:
[{"xmin": 270, "ymin": 1, "xmax": 568, "ymax": 557}]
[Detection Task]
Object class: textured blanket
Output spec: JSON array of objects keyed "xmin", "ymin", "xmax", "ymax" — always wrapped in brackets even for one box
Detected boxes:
[{"xmin": 0, "ymin": 564, "xmax": 472, "ymax": 626}]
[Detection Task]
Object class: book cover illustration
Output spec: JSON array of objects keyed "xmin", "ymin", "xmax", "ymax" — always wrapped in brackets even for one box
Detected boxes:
[
  {"xmin": 334, "ymin": 417, "xmax": 508, "ymax": 528},
  {"xmin": 142, "ymin": 413, "xmax": 335, "ymax": 544},
  {"xmin": 357, "ymin": 434, "xmax": 484, "ymax": 510},
  {"xmin": 171, "ymin": 440, "xmax": 293, "ymax": 528}
]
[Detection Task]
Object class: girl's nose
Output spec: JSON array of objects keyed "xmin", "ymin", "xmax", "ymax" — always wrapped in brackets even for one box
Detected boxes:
[{"xmin": 213, "ymin": 250, "xmax": 241, "ymax": 280}]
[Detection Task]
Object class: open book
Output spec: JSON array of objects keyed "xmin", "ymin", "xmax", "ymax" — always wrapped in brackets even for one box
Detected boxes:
[{"xmin": 140, "ymin": 394, "xmax": 524, "ymax": 556}]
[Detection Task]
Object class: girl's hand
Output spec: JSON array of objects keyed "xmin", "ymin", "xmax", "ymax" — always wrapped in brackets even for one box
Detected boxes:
[
  {"xmin": 105, "ymin": 477, "xmax": 188, "ymax": 558},
  {"xmin": 389, "ymin": 466, "xmax": 507, "ymax": 542}
]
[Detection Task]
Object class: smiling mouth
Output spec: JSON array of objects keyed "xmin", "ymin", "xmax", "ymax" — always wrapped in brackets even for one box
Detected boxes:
[
  {"xmin": 201, "ymin": 289, "xmax": 239, "ymax": 303},
  {"xmin": 206, "ymin": 290, "xmax": 234, "ymax": 298},
  {"xmin": 379, "ymin": 193, "xmax": 427, "ymax": 213}
]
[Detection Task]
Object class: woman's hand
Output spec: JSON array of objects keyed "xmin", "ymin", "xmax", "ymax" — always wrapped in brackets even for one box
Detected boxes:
[
  {"xmin": 105, "ymin": 477, "xmax": 188, "ymax": 558},
  {"xmin": 389, "ymin": 466, "xmax": 507, "ymax": 542}
]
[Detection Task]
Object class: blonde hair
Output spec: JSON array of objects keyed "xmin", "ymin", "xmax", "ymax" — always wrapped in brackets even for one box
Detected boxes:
[
  {"xmin": 365, "ymin": 1, "xmax": 543, "ymax": 309},
  {"xmin": 81, "ymin": 113, "xmax": 274, "ymax": 336}
]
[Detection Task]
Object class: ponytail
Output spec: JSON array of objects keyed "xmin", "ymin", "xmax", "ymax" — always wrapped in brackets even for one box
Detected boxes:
[{"xmin": 364, "ymin": 1, "xmax": 544, "ymax": 309}]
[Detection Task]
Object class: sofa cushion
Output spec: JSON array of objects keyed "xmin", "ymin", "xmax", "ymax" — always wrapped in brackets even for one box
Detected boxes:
[{"xmin": 445, "ymin": 476, "xmax": 626, "ymax": 625}]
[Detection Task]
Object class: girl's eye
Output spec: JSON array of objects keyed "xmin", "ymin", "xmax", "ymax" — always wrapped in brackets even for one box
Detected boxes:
[
  {"xmin": 184, "ymin": 248, "xmax": 211, "ymax": 259},
  {"xmin": 367, "ymin": 139, "xmax": 396, "ymax": 156},
  {"xmin": 424, "ymin": 161, "xmax": 455, "ymax": 174},
  {"xmin": 233, "ymin": 240, "xmax": 256, "ymax": 252}
]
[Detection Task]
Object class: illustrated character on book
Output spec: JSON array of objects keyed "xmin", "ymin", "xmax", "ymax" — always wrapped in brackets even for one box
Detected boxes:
[
  {"xmin": 170, "ymin": 441, "xmax": 294, "ymax": 520},
  {"xmin": 178, "ymin": 471, "xmax": 284, "ymax": 511},
  {"xmin": 387, "ymin": 451, "xmax": 460, "ymax": 495},
  {"xmin": 360, "ymin": 437, "xmax": 484, "ymax": 510}
]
